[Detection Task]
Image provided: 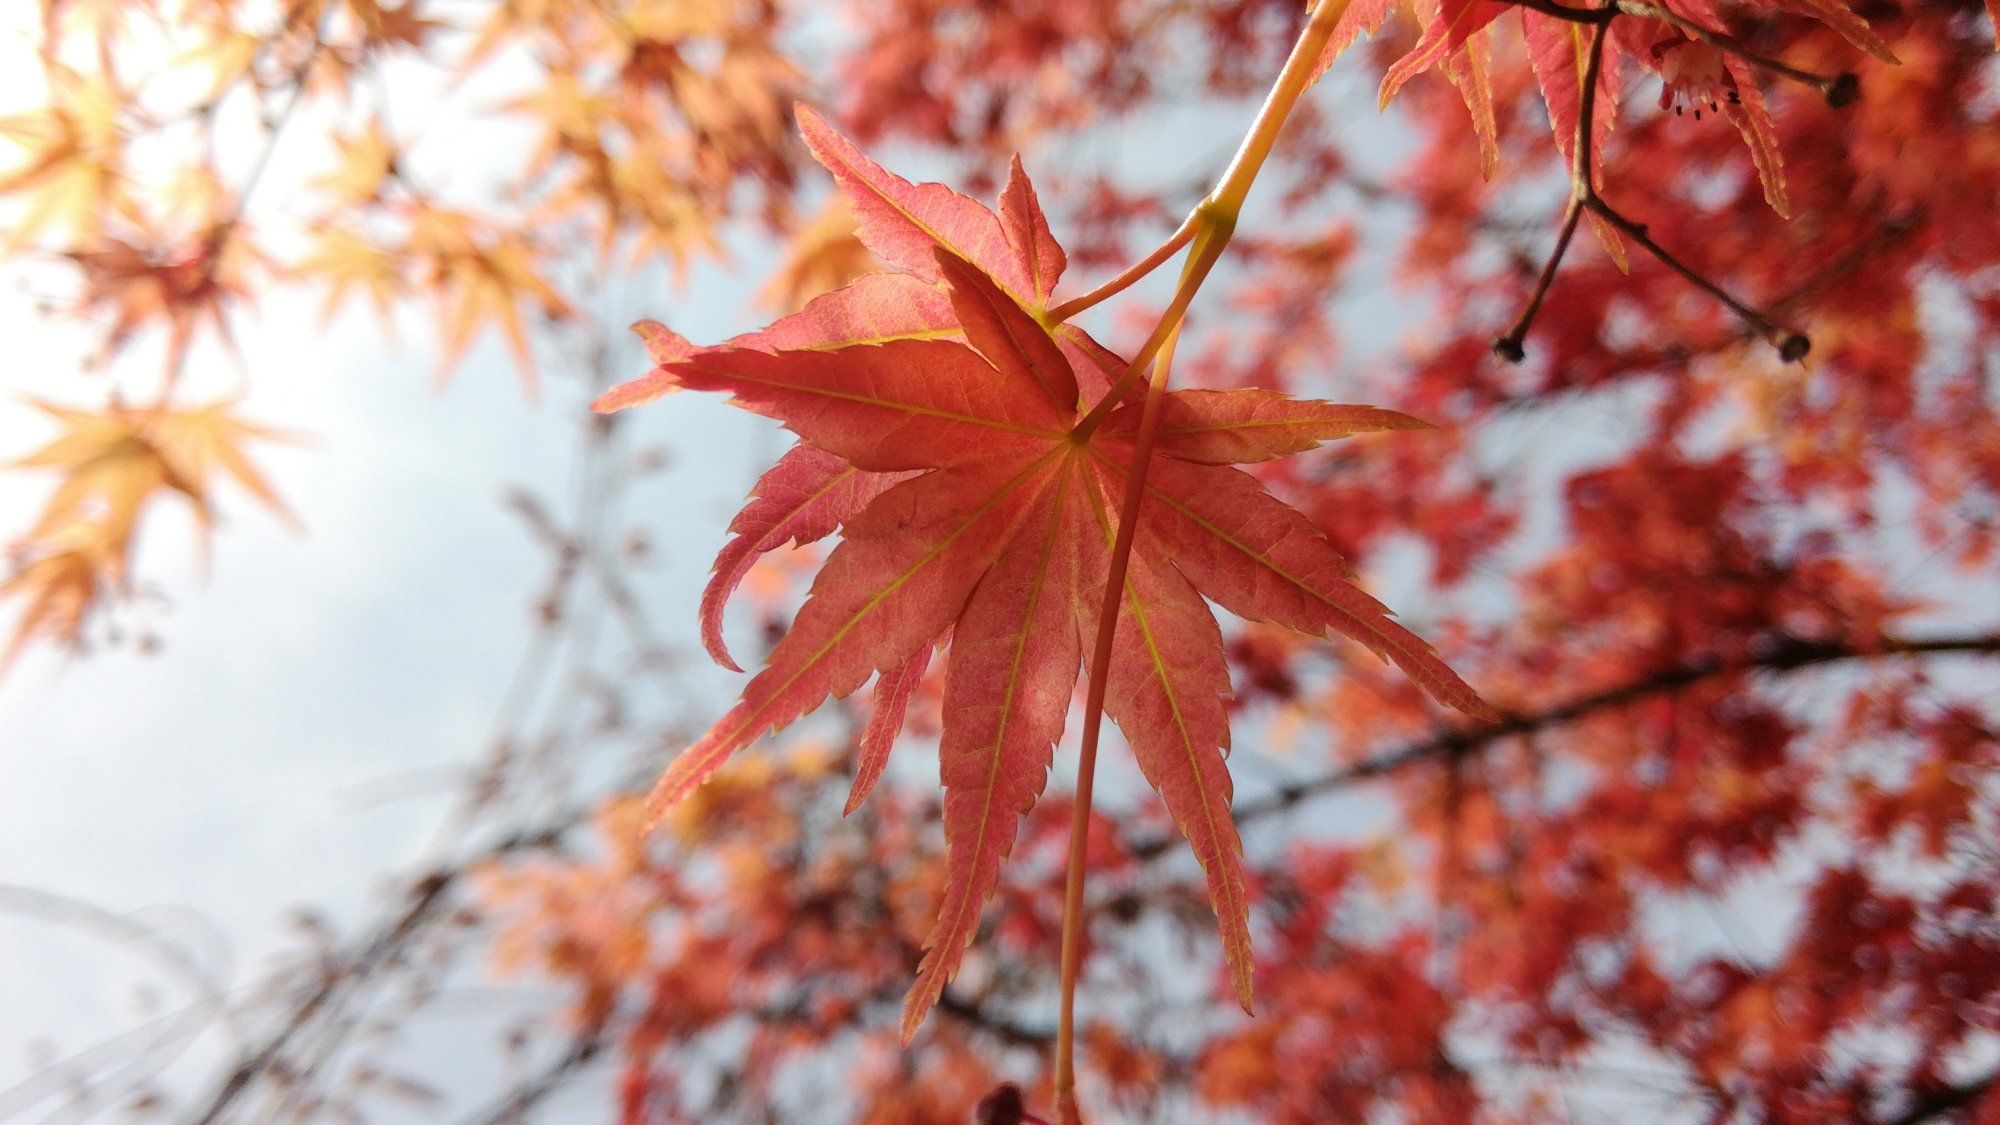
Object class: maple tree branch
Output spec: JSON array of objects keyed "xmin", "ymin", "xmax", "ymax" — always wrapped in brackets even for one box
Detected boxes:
[
  {"xmin": 1500, "ymin": 0, "xmax": 1617, "ymax": 23},
  {"xmin": 184, "ymin": 820, "xmax": 577, "ymax": 1123},
  {"xmin": 1575, "ymin": 17, "xmax": 1611, "ymax": 194},
  {"xmin": 1070, "ymin": 0, "xmax": 1348, "ymax": 437},
  {"xmin": 1496, "ymin": 0, "xmax": 1858, "ymax": 102},
  {"xmin": 1494, "ymin": 3, "xmax": 1811, "ymax": 364},
  {"xmin": 1131, "ymin": 631, "xmax": 2000, "ymax": 860},
  {"xmin": 455, "ymin": 1029, "xmax": 609, "ymax": 1125},
  {"xmin": 1584, "ymin": 197, "xmax": 1812, "ymax": 360},
  {"xmin": 1884, "ymin": 1066, "xmax": 2000, "ymax": 1125},
  {"xmin": 1048, "ymin": 214, "xmax": 1200, "ymax": 322},
  {"xmin": 1497, "ymin": 13, "xmax": 1609, "ymax": 360},
  {"xmin": 1497, "ymin": 10, "xmax": 1605, "ymax": 364},
  {"xmin": 1614, "ymin": 0, "xmax": 1860, "ymax": 103},
  {"xmin": 1494, "ymin": 200, "xmax": 1582, "ymax": 362},
  {"xmin": 938, "ymin": 992, "xmax": 1057, "ymax": 1049},
  {"xmin": 1070, "ymin": 228, "xmax": 1229, "ymax": 440},
  {"xmin": 1488, "ymin": 208, "xmax": 1922, "ymax": 395},
  {"xmin": 161, "ymin": 9, "xmax": 332, "ymax": 400}
]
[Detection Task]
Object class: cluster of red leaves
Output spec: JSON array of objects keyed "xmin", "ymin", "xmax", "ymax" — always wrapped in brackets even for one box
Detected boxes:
[{"xmin": 481, "ymin": 0, "xmax": 2000, "ymax": 1122}]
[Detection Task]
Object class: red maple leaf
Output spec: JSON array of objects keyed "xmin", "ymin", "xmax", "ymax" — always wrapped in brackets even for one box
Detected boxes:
[{"xmin": 596, "ymin": 108, "xmax": 1494, "ymax": 1036}]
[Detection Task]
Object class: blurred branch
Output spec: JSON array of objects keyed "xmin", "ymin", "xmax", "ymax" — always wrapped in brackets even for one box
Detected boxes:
[
  {"xmin": 937, "ymin": 991, "xmax": 1057, "ymax": 1048},
  {"xmin": 1135, "ymin": 631, "xmax": 2000, "ymax": 859},
  {"xmin": 0, "ymin": 888, "xmax": 232, "ymax": 1118},
  {"xmin": 186, "ymin": 818, "xmax": 580, "ymax": 1124},
  {"xmin": 1887, "ymin": 1067, "xmax": 2000, "ymax": 1125},
  {"xmin": 1489, "ymin": 209, "xmax": 1926, "ymax": 412},
  {"xmin": 454, "ymin": 1028, "xmax": 609, "ymax": 1125}
]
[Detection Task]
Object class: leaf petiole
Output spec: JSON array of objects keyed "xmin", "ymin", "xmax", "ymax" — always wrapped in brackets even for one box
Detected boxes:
[
  {"xmin": 1047, "ymin": 215, "xmax": 1199, "ymax": 323},
  {"xmin": 1051, "ymin": 1, "xmax": 1352, "ymax": 1119}
]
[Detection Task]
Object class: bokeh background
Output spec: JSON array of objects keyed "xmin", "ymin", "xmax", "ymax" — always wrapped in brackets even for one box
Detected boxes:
[{"xmin": 3, "ymin": 0, "xmax": 1999, "ymax": 1121}]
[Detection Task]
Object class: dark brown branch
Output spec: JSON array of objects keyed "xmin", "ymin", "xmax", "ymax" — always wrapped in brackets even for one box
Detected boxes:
[
  {"xmin": 1496, "ymin": 0, "xmax": 1858, "ymax": 101},
  {"xmin": 186, "ymin": 820, "xmax": 576, "ymax": 1124},
  {"xmin": 1614, "ymin": 0, "xmax": 1858, "ymax": 102},
  {"xmin": 1494, "ymin": 201, "xmax": 1583, "ymax": 362},
  {"xmin": 1499, "ymin": 14, "xmax": 1612, "ymax": 360},
  {"xmin": 1484, "ymin": 208, "xmax": 1923, "ymax": 412},
  {"xmin": 1884, "ymin": 1067, "xmax": 2000, "ymax": 1125},
  {"xmin": 1501, "ymin": 0, "xmax": 1616, "ymax": 23},
  {"xmin": 1135, "ymin": 632, "xmax": 2000, "ymax": 860},
  {"xmin": 1493, "ymin": 0, "xmax": 1830, "ymax": 363},
  {"xmin": 1497, "ymin": 13, "xmax": 1607, "ymax": 362},
  {"xmin": 938, "ymin": 991, "xmax": 1058, "ymax": 1048},
  {"xmin": 1584, "ymin": 198, "xmax": 1811, "ymax": 359}
]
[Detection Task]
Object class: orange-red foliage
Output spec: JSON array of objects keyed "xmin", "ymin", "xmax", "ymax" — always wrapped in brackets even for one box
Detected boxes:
[{"xmin": 8, "ymin": 0, "xmax": 2000, "ymax": 1121}]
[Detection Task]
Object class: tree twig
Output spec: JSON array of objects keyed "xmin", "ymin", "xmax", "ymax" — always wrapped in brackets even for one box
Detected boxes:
[
  {"xmin": 1134, "ymin": 631, "xmax": 2000, "ymax": 860},
  {"xmin": 1493, "ymin": 0, "xmax": 1827, "ymax": 362}
]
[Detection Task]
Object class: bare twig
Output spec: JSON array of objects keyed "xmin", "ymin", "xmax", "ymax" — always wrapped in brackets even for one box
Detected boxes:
[
  {"xmin": 1135, "ymin": 631, "xmax": 2000, "ymax": 859},
  {"xmin": 1493, "ymin": 0, "xmax": 1831, "ymax": 362}
]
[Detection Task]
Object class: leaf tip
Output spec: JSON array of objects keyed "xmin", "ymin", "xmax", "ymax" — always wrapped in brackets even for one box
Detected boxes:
[
  {"xmin": 706, "ymin": 641, "xmax": 745, "ymax": 675},
  {"xmin": 793, "ymin": 101, "xmax": 836, "ymax": 148},
  {"xmin": 1228, "ymin": 953, "xmax": 1255, "ymax": 1014},
  {"xmin": 591, "ymin": 374, "xmax": 678, "ymax": 414},
  {"xmin": 1462, "ymin": 691, "xmax": 1506, "ymax": 724},
  {"xmin": 899, "ymin": 981, "xmax": 939, "ymax": 1042},
  {"xmin": 632, "ymin": 318, "xmax": 693, "ymax": 364}
]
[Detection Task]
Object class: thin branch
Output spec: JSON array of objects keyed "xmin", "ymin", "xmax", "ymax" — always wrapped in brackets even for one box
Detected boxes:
[
  {"xmin": 1494, "ymin": 200, "xmax": 1581, "ymax": 362},
  {"xmin": 1071, "ymin": 0, "xmax": 1348, "ymax": 438},
  {"xmin": 1585, "ymin": 197, "xmax": 1811, "ymax": 360},
  {"xmin": 185, "ymin": 819, "xmax": 577, "ymax": 1124},
  {"xmin": 1489, "ymin": 208, "xmax": 1922, "ymax": 399},
  {"xmin": 1498, "ymin": 14, "xmax": 1610, "ymax": 359},
  {"xmin": 1884, "ymin": 1067, "xmax": 2000, "ymax": 1125},
  {"xmin": 1068, "ymin": 228, "xmax": 1228, "ymax": 439},
  {"xmin": 938, "ymin": 992, "xmax": 1057, "ymax": 1049},
  {"xmin": 1496, "ymin": 0, "xmax": 1859, "ymax": 102},
  {"xmin": 454, "ymin": 1030, "xmax": 608, "ymax": 1125},
  {"xmin": 1493, "ymin": 0, "xmax": 1816, "ymax": 363},
  {"xmin": 1615, "ymin": 0, "xmax": 1859, "ymax": 102},
  {"xmin": 1502, "ymin": 0, "xmax": 1616, "ymax": 23},
  {"xmin": 1135, "ymin": 631, "xmax": 2000, "ymax": 860},
  {"xmin": 162, "ymin": 8, "xmax": 331, "ymax": 398}
]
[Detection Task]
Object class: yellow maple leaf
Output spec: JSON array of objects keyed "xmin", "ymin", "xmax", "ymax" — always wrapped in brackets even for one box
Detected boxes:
[
  {"xmin": 406, "ymin": 208, "xmax": 572, "ymax": 389},
  {"xmin": 315, "ymin": 122, "xmax": 399, "ymax": 206},
  {"xmin": 294, "ymin": 228, "xmax": 407, "ymax": 321},
  {"xmin": 757, "ymin": 196, "xmax": 874, "ymax": 313},
  {"xmin": 0, "ymin": 63, "xmax": 132, "ymax": 248},
  {"xmin": 0, "ymin": 522, "xmax": 115, "ymax": 672},
  {"xmin": 2, "ymin": 398, "xmax": 296, "ymax": 672}
]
